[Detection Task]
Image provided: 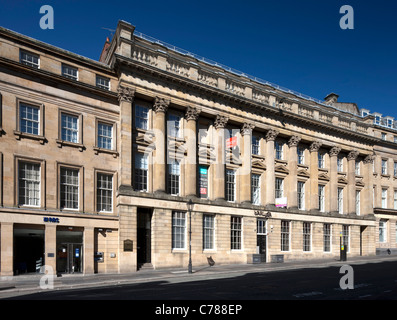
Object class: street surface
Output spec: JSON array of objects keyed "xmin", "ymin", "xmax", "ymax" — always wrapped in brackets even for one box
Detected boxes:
[{"xmin": 3, "ymin": 260, "xmax": 397, "ymax": 300}]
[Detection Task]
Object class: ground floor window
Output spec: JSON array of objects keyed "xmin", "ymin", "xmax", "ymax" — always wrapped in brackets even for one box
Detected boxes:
[
  {"xmin": 379, "ymin": 220, "xmax": 387, "ymax": 243},
  {"xmin": 203, "ymin": 215, "xmax": 215, "ymax": 250},
  {"xmin": 281, "ymin": 220, "xmax": 290, "ymax": 251},
  {"xmin": 323, "ymin": 224, "xmax": 331, "ymax": 252},
  {"xmin": 172, "ymin": 211, "xmax": 186, "ymax": 249},
  {"xmin": 231, "ymin": 216, "xmax": 242, "ymax": 250},
  {"xmin": 303, "ymin": 222, "xmax": 311, "ymax": 252},
  {"xmin": 342, "ymin": 225, "xmax": 350, "ymax": 252}
]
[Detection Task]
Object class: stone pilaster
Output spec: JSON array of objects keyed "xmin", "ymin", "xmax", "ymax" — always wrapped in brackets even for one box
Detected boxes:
[
  {"xmin": 84, "ymin": 227, "xmax": 95, "ymax": 274},
  {"xmin": 1, "ymin": 222, "xmax": 13, "ymax": 276},
  {"xmin": 287, "ymin": 135, "xmax": 301, "ymax": 208},
  {"xmin": 44, "ymin": 224, "xmax": 57, "ymax": 274},
  {"xmin": 152, "ymin": 96, "xmax": 170, "ymax": 193},
  {"xmin": 265, "ymin": 129, "xmax": 279, "ymax": 206},
  {"xmin": 309, "ymin": 140, "xmax": 322, "ymax": 211},
  {"xmin": 118, "ymin": 85, "xmax": 135, "ymax": 187},
  {"xmin": 363, "ymin": 154, "xmax": 375, "ymax": 215},
  {"xmin": 240, "ymin": 122, "xmax": 255, "ymax": 203},
  {"xmin": 347, "ymin": 150, "xmax": 359, "ymax": 214},
  {"xmin": 184, "ymin": 106, "xmax": 200, "ymax": 197},
  {"xmin": 329, "ymin": 146, "xmax": 341, "ymax": 213},
  {"xmin": 213, "ymin": 115, "xmax": 228, "ymax": 200}
]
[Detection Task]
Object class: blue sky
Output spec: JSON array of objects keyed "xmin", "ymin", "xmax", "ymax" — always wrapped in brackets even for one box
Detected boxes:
[{"xmin": 1, "ymin": 0, "xmax": 396, "ymax": 117}]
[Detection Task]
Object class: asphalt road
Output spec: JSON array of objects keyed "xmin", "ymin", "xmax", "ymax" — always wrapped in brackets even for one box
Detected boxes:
[{"xmin": 4, "ymin": 260, "xmax": 397, "ymax": 301}]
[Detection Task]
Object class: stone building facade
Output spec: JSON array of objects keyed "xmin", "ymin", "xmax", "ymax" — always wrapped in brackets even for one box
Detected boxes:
[{"xmin": 0, "ymin": 20, "xmax": 395, "ymax": 275}]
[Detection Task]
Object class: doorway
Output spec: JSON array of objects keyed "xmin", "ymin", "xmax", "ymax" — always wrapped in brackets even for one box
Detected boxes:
[
  {"xmin": 56, "ymin": 228, "xmax": 83, "ymax": 274},
  {"xmin": 137, "ymin": 208, "xmax": 152, "ymax": 268},
  {"xmin": 257, "ymin": 219, "xmax": 267, "ymax": 262},
  {"xmin": 13, "ymin": 226, "xmax": 45, "ymax": 275}
]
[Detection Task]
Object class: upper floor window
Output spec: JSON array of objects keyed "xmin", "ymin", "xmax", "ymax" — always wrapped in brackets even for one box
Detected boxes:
[
  {"xmin": 20, "ymin": 103, "xmax": 40, "ymax": 135},
  {"xmin": 381, "ymin": 133, "xmax": 387, "ymax": 141},
  {"xmin": 275, "ymin": 141, "xmax": 283, "ymax": 160},
  {"xmin": 338, "ymin": 187, "xmax": 344, "ymax": 214},
  {"xmin": 275, "ymin": 177, "xmax": 284, "ymax": 199},
  {"xmin": 97, "ymin": 172, "xmax": 113, "ymax": 212},
  {"xmin": 381, "ymin": 159, "xmax": 388, "ymax": 175},
  {"xmin": 96, "ymin": 75, "xmax": 110, "ymax": 90},
  {"xmin": 374, "ymin": 115, "xmax": 381, "ymax": 125},
  {"xmin": 252, "ymin": 135, "xmax": 260, "ymax": 155},
  {"xmin": 135, "ymin": 105, "xmax": 149, "ymax": 130},
  {"xmin": 297, "ymin": 147, "xmax": 305, "ymax": 165},
  {"xmin": 134, "ymin": 153, "xmax": 148, "ymax": 192},
  {"xmin": 18, "ymin": 161, "xmax": 40, "ymax": 207},
  {"xmin": 297, "ymin": 181, "xmax": 305, "ymax": 210},
  {"xmin": 62, "ymin": 64, "xmax": 78, "ymax": 80},
  {"xmin": 226, "ymin": 169, "xmax": 236, "ymax": 202},
  {"xmin": 97, "ymin": 122, "xmax": 113, "ymax": 150},
  {"xmin": 318, "ymin": 152, "xmax": 325, "ymax": 169},
  {"xmin": 337, "ymin": 156, "xmax": 343, "ymax": 172},
  {"xmin": 60, "ymin": 167, "xmax": 79, "ymax": 210},
  {"xmin": 20, "ymin": 50, "xmax": 39, "ymax": 68},
  {"xmin": 61, "ymin": 113, "xmax": 79, "ymax": 143},
  {"xmin": 251, "ymin": 174, "xmax": 261, "ymax": 205},
  {"xmin": 355, "ymin": 161, "xmax": 361, "ymax": 175},
  {"xmin": 168, "ymin": 160, "xmax": 180, "ymax": 195},
  {"xmin": 168, "ymin": 113, "xmax": 182, "ymax": 138}
]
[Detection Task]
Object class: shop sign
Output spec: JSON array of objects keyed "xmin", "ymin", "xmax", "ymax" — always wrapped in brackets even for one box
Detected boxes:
[
  {"xmin": 275, "ymin": 197, "xmax": 287, "ymax": 208},
  {"xmin": 43, "ymin": 217, "xmax": 60, "ymax": 223}
]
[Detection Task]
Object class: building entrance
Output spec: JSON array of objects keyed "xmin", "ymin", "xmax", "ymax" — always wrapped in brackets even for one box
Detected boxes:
[
  {"xmin": 13, "ymin": 225, "xmax": 45, "ymax": 275},
  {"xmin": 137, "ymin": 208, "xmax": 152, "ymax": 268},
  {"xmin": 56, "ymin": 228, "xmax": 83, "ymax": 274}
]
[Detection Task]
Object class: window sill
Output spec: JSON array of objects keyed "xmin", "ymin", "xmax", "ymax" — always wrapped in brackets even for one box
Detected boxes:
[
  {"xmin": 56, "ymin": 139, "xmax": 85, "ymax": 151},
  {"xmin": 93, "ymin": 146, "xmax": 119, "ymax": 158},
  {"xmin": 14, "ymin": 131, "xmax": 46, "ymax": 144}
]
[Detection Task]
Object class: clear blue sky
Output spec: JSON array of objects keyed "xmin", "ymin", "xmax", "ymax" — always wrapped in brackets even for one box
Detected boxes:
[{"xmin": 1, "ymin": 0, "xmax": 396, "ymax": 117}]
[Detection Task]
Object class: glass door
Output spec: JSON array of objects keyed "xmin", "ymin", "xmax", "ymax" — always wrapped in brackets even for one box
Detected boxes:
[{"xmin": 57, "ymin": 243, "xmax": 83, "ymax": 273}]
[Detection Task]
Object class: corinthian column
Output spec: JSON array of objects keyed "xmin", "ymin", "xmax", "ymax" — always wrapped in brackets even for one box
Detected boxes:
[
  {"xmin": 309, "ymin": 140, "xmax": 322, "ymax": 211},
  {"xmin": 213, "ymin": 115, "xmax": 228, "ymax": 201},
  {"xmin": 265, "ymin": 129, "xmax": 279, "ymax": 207},
  {"xmin": 153, "ymin": 96, "xmax": 170, "ymax": 193},
  {"xmin": 287, "ymin": 135, "xmax": 301, "ymax": 208},
  {"xmin": 118, "ymin": 85, "xmax": 135, "ymax": 188},
  {"xmin": 362, "ymin": 154, "xmax": 375, "ymax": 215},
  {"xmin": 347, "ymin": 150, "xmax": 359, "ymax": 214},
  {"xmin": 240, "ymin": 122, "xmax": 255, "ymax": 203},
  {"xmin": 184, "ymin": 106, "xmax": 200, "ymax": 197},
  {"xmin": 329, "ymin": 146, "xmax": 341, "ymax": 213}
]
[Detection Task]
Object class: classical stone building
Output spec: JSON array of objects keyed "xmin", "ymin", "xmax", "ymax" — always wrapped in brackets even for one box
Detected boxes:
[{"xmin": 0, "ymin": 20, "xmax": 396, "ymax": 275}]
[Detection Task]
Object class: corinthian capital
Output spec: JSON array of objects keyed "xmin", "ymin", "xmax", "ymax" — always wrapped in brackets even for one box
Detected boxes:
[
  {"xmin": 185, "ymin": 106, "xmax": 201, "ymax": 121},
  {"xmin": 363, "ymin": 154, "xmax": 375, "ymax": 164},
  {"xmin": 153, "ymin": 96, "xmax": 170, "ymax": 113},
  {"xmin": 347, "ymin": 150, "xmax": 359, "ymax": 161},
  {"xmin": 309, "ymin": 140, "xmax": 322, "ymax": 153},
  {"xmin": 240, "ymin": 122, "xmax": 255, "ymax": 136},
  {"xmin": 117, "ymin": 85, "xmax": 135, "ymax": 103},
  {"xmin": 214, "ymin": 115, "xmax": 229, "ymax": 129},
  {"xmin": 266, "ymin": 129, "xmax": 279, "ymax": 142},
  {"xmin": 329, "ymin": 146, "xmax": 341, "ymax": 157},
  {"xmin": 288, "ymin": 135, "xmax": 301, "ymax": 147}
]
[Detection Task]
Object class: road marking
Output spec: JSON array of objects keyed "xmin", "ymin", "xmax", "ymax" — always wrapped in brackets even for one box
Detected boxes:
[{"xmin": 293, "ymin": 291, "xmax": 323, "ymax": 298}]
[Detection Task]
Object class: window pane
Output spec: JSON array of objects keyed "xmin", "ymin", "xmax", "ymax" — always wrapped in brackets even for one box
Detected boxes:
[
  {"xmin": 135, "ymin": 105, "xmax": 149, "ymax": 130},
  {"xmin": 203, "ymin": 215, "xmax": 214, "ymax": 250},
  {"xmin": 135, "ymin": 154, "xmax": 148, "ymax": 191},
  {"xmin": 226, "ymin": 169, "xmax": 236, "ymax": 202},
  {"xmin": 97, "ymin": 173, "xmax": 112, "ymax": 212},
  {"xmin": 172, "ymin": 211, "xmax": 186, "ymax": 249},
  {"xmin": 61, "ymin": 114, "xmax": 78, "ymax": 143},
  {"xmin": 19, "ymin": 162, "xmax": 40, "ymax": 206},
  {"xmin": 98, "ymin": 122, "xmax": 112, "ymax": 149},
  {"xmin": 231, "ymin": 216, "xmax": 242, "ymax": 250},
  {"xmin": 20, "ymin": 104, "xmax": 40, "ymax": 135},
  {"xmin": 60, "ymin": 168, "xmax": 79, "ymax": 209}
]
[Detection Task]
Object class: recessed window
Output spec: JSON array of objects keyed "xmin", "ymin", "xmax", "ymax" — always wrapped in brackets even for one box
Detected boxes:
[
  {"xmin": 251, "ymin": 174, "xmax": 261, "ymax": 205},
  {"xmin": 96, "ymin": 75, "xmax": 110, "ymax": 90},
  {"xmin": 97, "ymin": 122, "xmax": 113, "ymax": 150},
  {"xmin": 318, "ymin": 185, "xmax": 325, "ymax": 212},
  {"xmin": 97, "ymin": 172, "xmax": 113, "ymax": 212},
  {"xmin": 252, "ymin": 135, "xmax": 260, "ymax": 155},
  {"xmin": 168, "ymin": 160, "xmax": 180, "ymax": 195},
  {"xmin": 18, "ymin": 161, "xmax": 40, "ymax": 207},
  {"xmin": 60, "ymin": 167, "xmax": 79, "ymax": 210},
  {"xmin": 20, "ymin": 103, "xmax": 40, "ymax": 135},
  {"xmin": 275, "ymin": 141, "xmax": 283, "ymax": 160},
  {"xmin": 379, "ymin": 220, "xmax": 387, "ymax": 243},
  {"xmin": 226, "ymin": 169, "xmax": 236, "ymax": 202},
  {"xmin": 323, "ymin": 224, "xmax": 331, "ymax": 252},
  {"xmin": 281, "ymin": 220, "xmax": 290, "ymax": 251},
  {"xmin": 203, "ymin": 215, "xmax": 215, "ymax": 250},
  {"xmin": 172, "ymin": 211, "xmax": 186, "ymax": 249},
  {"xmin": 303, "ymin": 222, "xmax": 311, "ymax": 252},
  {"xmin": 298, "ymin": 181, "xmax": 305, "ymax": 210},
  {"xmin": 297, "ymin": 147, "xmax": 305, "ymax": 165},
  {"xmin": 318, "ymin": 152, "xmax": 325, "ymax": 169},
  {"xmin": 338, "ymin": 187, "xmax": 344, "ymax": 214},
  {"xmin": 168, "ymin": 113, "xmax": 182, "ymax": 138},
  {"xmin": 231, "ymin": 216, "xmax": 242, "ymax": 250},
  {"xmin": 135, "ymin": 105, "xmax": 149, "ymax": 130},
  {"xmin": 20, "ymin": 50, "xmax": 39, "ymax": 68},
  {"xmin": 61, "ymin": 113, "xmax": 79, "ymax": 143},
  {"xmin": 134, "ymin": 153, "xmax": 148, "ymax": 192},
  {"xmin": 381, "ymin": 159, "xmax": 388, "ymax": 175},
  {"xmin": 62, "ymin": 64, "xmax": 78, "ymax": 80}
]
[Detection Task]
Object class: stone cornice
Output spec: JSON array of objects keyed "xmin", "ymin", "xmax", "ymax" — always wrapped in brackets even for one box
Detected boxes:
[{"xmin": 114, "ymin": 54, "xmax": 378, "ymax": 145}]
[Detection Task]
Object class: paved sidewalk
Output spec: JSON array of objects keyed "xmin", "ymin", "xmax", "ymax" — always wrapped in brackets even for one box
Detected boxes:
[{"xmin": 1, "ymin": 254, "xmax": 396, "ymax": 298}]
